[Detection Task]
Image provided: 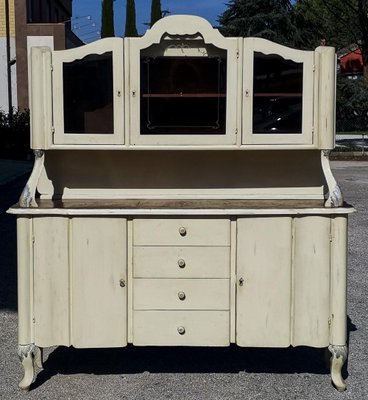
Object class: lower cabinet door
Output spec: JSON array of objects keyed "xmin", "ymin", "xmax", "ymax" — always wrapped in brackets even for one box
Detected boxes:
[
  {"xmin": 71, "ymin": 217, "xmax": 127, "ymax": 348},
  {"xmin": 236, "ymin": 217, "xmax": 292, "ymax": 347},
  {"xmin": 133, "ymin": 311, "xmax": 230, "ymax": 346},
  {"xmin": 33, "ymin": 217, "xmax": 128, "ymax": 348}
]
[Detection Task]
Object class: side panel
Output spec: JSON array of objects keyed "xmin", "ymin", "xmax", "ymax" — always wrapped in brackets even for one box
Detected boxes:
[
  {"xmin": 33, "ymin": 217, "xmax": 70, "ymax": 347},
  {"xmin": 330, "ymin": 216, "xmax": 347, "ymax": 345},
  {"xmin": 292, "ymin": 216, "xmax": 330, "ymax": 347},
  {"xmin": 71, "ymin": 217, "xmax": 127, "ymax": 347},
  {"xmin": 237, "ymin": 217, "xmax": 292, "ymax": 347},
  {"xmin": 17, "ymin": 218, "xmax": 33, "ymax": 344}
]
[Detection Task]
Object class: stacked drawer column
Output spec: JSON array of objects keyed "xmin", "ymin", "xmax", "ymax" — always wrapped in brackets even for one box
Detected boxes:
[{"xmin": 132, "ymin": 218, "xmax": 231, "ymax": 346}]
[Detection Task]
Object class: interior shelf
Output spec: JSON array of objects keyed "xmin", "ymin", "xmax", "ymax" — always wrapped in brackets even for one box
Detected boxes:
[
  {"xmin": 142, "ymin": 93, "xmax": 226, "ymax": 98},
  {"xmin": 254, "ymin": 93, "xmax": 302, "ymax": 97}
]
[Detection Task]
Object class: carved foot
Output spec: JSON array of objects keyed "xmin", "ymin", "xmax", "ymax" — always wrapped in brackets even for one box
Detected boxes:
[
  {"xmin": 17, "ymin": 344, "xmax": 42, "ymax": 391},
  {"xmin": 328, "ymin": 344, "xmax": 348, "ymax": 392}
]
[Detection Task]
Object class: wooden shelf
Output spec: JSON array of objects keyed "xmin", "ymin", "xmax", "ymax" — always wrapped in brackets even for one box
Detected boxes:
[
  {"xmin": 254, "ymin": 93, "xmax": 302, "ymax": 98},
  {"xmin": 142, "ymin": 93, "xmax": 226, "ymax": 98}
]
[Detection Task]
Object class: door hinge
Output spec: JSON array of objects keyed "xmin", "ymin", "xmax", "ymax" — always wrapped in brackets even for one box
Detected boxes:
[
  {"xmin": 50, "ymin": 64, "xmax": 53, "ymax": 72},
  {"xmin": 236, "ymin": 50, "xmax": 239, "ymax": 59},
  {"xmin": 329, "ymin": 234, "xmax": 333, "ymax": 243},
  {"xmin": 313, "ymin": 64, "xmax": 316, "ymax": 72},
  {"xmin": 32, "ymin": 235, "xmax": 35, "ymax": 245}
]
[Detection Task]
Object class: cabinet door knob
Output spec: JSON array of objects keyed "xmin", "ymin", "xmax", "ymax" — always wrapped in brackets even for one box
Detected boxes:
[
  {"xmin": 120, "ymin": 279, "xmax": 126, "ymax": 288},
  {"xmin": 177, "ymin": 326, "xmax": 186, "ymax": 335},
  {"xmin": 239, "ymin": 278, "xmax": 244, "ymax": 286},
  {"xmin": 178, "ymin": 291, "xmax": 186, "ymax": 300},
  {"xmin": 179, "ymin": 226, "xmax": 187, "ymax": 236},
  {"xmin": 178, "ymin": 259, "xmax": 186, "ymax": 268}
]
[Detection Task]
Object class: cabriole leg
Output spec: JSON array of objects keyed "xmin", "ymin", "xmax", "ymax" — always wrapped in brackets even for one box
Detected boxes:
[
  {"xmin": 17, "ymin": 344, "xmax": 41, "ymax": 391},
  {"xmin": 328, "ymin": 344, "xmax": 348, "ymax": 392},
  {"xmin": 33, "ymin": 346, "xmax": 43, "ymax": 369}
]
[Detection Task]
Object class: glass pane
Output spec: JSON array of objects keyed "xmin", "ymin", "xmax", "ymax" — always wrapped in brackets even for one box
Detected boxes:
[
  {"xmin": 253, "ymin": 52, "xmax": 303, "ymax": 134},
  {"xmin": 63, "ymin": 51, "xmax": 114, "ymax": 134},
  {"xmin": 140, "ymin": 56, "xmax": 227, "ymax": 135}
]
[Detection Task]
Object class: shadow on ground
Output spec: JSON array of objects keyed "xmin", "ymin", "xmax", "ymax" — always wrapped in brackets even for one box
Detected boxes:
[{"xmin": 31, "ymin": 316, "xmax": 356, "ymax": 390}]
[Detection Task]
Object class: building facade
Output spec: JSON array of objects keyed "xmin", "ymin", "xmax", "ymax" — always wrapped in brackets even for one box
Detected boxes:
[
  {"xmin": 0, "ymin": 0, "xmax": 82, "ymax": 113},
  {"xmin": 0, "ymin": 0, "xmax": 17, "ymax": 113}
]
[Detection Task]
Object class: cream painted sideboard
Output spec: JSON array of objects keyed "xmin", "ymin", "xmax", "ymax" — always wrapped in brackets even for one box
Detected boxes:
[{"xmin": 8, "ymin": 15, "xmax": 354, "ymax": 392}]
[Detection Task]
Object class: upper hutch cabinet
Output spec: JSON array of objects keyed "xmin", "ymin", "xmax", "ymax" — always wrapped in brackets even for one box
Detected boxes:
[
  {"xmin": 242, "ymin": 38, "xmax": 315, "ymax": 146},
  {"xmin": 29, "ymin": 16, "xmax": 336, "ymax": 150},
  {"xmin": 126, "ymin": 16, "xmax": 241, "ymax": 146},
  {"xmin": 47, "ymin": 38, "xmax": 124, "ymax": 146}
]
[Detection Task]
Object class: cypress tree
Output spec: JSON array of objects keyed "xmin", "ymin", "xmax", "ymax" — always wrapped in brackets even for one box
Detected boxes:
[
  {"xmin": 218, "ymin": 0, "xmax": 295, "ymax": 46},
  {"xmin": 150, "ymin": 0, "xmax": 162, "ymax": 27},
  {"xmin": 125, "ymin": 0, "xmax": 138, "ymax": 37},
  {"xmin": 101, "ymin": 0, "xmax": 115, "ymax": 38}
]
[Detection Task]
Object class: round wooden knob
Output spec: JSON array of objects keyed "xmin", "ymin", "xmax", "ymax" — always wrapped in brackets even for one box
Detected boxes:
[
  {"xmin": 177, "ymin": 326, "xmax": 186, "ymax": 335},
  {"xmin": 179, "ymin": 227, "xmax": 187, "ymax": 236},
  {"xmin": 178, "ymin": 259, "xmax": 186, "ymax": 268},
  {"xmin": 178, "ymin": 291, "xmax": 186, "ymax": 300}
]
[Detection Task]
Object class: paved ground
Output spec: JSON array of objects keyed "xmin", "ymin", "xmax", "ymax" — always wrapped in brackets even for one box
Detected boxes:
[{"xmin": 0, "ymin": 160, "xmax": 367, "ymax": 400}]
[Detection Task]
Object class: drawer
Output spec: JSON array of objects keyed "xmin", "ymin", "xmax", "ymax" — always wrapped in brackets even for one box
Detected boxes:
[
  {"xmin": 133, "ymin": 218, "xmax": 230, "ymax": 246},
  {"xmin": 134, "ymin": 279, "xmax": 229, "ymax": 310},
  {"xmin": 133, "ymin": 311, "xmax": 230, "ymax": 346},
  {"xmin": 133, "ymin": 246, "xmax": 230, "ymax": 278}
]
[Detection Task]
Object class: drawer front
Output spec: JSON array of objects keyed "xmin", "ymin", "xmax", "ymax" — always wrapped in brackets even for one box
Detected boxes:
[
  {"xmin": 133, "ymin": 311, "xmax": 230, "ymax": 346},
  {"xmin": 134, "ymin": 279, "xmax": 229, "ymax": 310},
  {"xmin": 133, "ymin": 218, "xmax": 230, "ymax": 246},
  {"xmin": 134, "ymin": 246, "xmax": 230, "ymax": 278}
]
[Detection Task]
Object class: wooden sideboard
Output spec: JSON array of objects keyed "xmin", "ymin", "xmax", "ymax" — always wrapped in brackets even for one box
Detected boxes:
[{"xmin": 8, "ymin": 15, "xmax": 353, "ymax": 392}]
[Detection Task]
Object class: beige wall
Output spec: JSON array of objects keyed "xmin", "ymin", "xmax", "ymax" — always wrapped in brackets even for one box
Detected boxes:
[{"xmin": 0, "ymin": 0, "xmax": 15, "ymax": 37}]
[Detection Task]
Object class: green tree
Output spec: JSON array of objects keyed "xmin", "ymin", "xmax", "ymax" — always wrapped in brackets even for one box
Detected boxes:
[
  {"xmin": 125, "ymin": 0, "xmax": 138, "ymax": 37},
  {"xmin": 150, "ymin": 0, "xmax": 162, "ymax": 27},
  {"xmin": 218, "ymin": 0, "xmax": 295, "ymax": 45},
  {"xmin": 293, "ymin": 0, "xmax": 368, "ymax": 84},
  {"xmin": 101, "ymin": 0, "xmax": 115, "ymax": 38}
]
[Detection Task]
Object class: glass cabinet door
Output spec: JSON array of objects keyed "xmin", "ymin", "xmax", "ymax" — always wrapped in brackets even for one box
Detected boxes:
[
  {"xmin": 52, "ymin": 38, "xmax": 124, "ymax": 145},
  {"xmin": 140, "ymin": 55, "xmax": 227, "ymax": 136},
  {"xmin": 128, "ymin": 16, "xmax": 239, "ymax": 146},
  {"xmin": 243, "ymin": 38, "xmax": 315, "ymax": 146}
]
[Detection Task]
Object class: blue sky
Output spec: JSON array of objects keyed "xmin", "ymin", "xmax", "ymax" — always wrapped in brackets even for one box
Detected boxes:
[{"xmin": 72, "ymin": 1, "xmax": 228, "ymax": 42}]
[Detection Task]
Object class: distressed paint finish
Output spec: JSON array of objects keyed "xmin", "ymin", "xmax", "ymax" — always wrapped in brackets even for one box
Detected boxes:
[
  {"xmin": 236, "ymin": 217, "xmax": 292, "ymax": 347},
  {"xmin": 10, "ymin": 14, "xmax": 353, "ymax": 392},
  {"xmin": 292, "ymin": 216, "xmax": 331, "ymax": 347},
  {"xmin": 19, "ymin": 150, "xmax": 44, "ymax": 208},
  {"xmin": 16, "ymin": 218, "xmax": 33, "ymax": 345},
  {"xmin": 243, "ymin": 38, "xmax": 315, "ymax": 146},
  {"xmin": 330, "ymin": 216, "xmax": 348, "ymax": 345},
  {"xmin": 133, "ymin": 311, "xmax": 230, "ymax": 346},
  {"xmin": 133, "ymin": 279, "xmax": 229, "ymax": 310},
  {"xmin": 33, "ymin": 217, "xmax": 70, "ymax": 347},
  {"xmin": 71, "ymin": 217, "xmax": 127, "ymax": 348},
  {"xmin": 133, "ymin": 246, "xmax": 230, "ymax": 278},
  {"xmin": 133, "ymin": 218, "xmax": 230, "ymax": 246}
]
